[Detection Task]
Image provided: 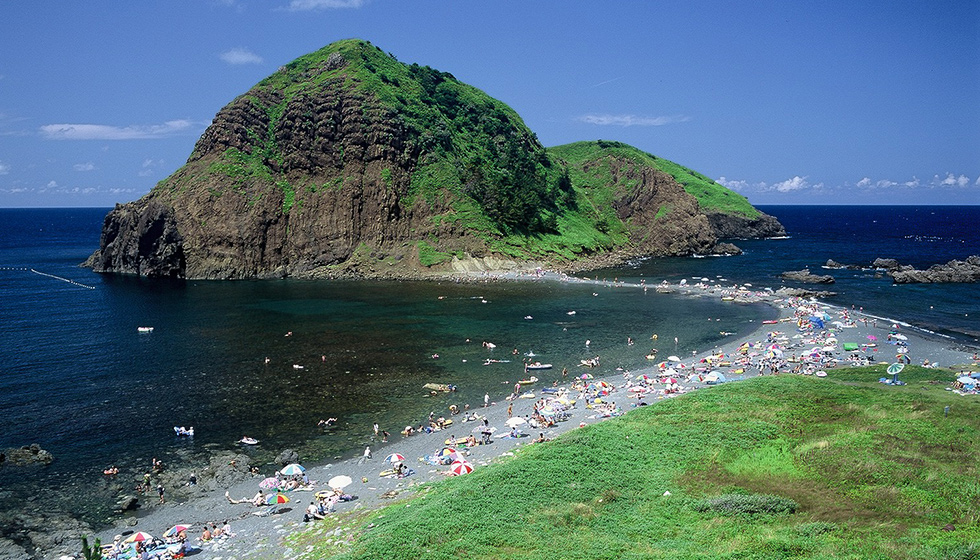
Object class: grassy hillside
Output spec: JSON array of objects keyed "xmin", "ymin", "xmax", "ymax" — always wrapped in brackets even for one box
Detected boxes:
[
  {"xmin": 291, "ymin": 366, "xmax": 980, "ymax": 559},
  {"xmin": 549, "ymin": 140, "xmax": 761, "ymax": 219}
]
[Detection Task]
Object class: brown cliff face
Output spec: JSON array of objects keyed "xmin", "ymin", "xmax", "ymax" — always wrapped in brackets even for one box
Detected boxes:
[{"xmin": 603, "ymin": 158, "xmax": 717, "ymax": 256}]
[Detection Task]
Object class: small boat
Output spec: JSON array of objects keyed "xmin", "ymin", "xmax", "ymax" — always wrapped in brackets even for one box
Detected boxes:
[
  {"xmin": 527, "ymin": 362, "xmax": 553, "ymax": 370},
  {"xmin": 518, "ymin": 376, "xmax": 540, "ymax": 385},
  {"xmin": 173, "ymin": 426, "xmax": 194, "ymax": 437},
  {"xmin": 566, "ymin": 311, "xmax": 576, "ymax": 315},
  {"xmin": 137, "ymin": 327, "xmax": 154, "ymax": 333},
  {"xmin": 762, "ymin": 320, "xmax": 779, "ymax": 325},
  {"xmin": 645, "ymin": 354, "xmax": 659, "ymax": 360},
  {"xmin": 239, "ymin": 437, "xmax": 259, "ymax": 445},
  {"xmin": 293, "ymin": 364, "xmax": 304, "ymax": 369}
]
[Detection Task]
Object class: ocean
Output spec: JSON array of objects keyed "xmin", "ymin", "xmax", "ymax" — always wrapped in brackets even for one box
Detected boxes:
[{"xmin": 0, "ymin": 205, "xmax": 977, "ymax": 528}]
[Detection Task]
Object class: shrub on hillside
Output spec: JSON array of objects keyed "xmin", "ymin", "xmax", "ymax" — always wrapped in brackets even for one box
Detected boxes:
[{"xmin": 693, "ymin": 493, "xmax": 798, "ymax": 515}]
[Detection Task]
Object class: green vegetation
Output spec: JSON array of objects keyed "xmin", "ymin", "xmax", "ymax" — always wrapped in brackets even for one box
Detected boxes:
[
  {"xmin": 416, "ymin": 240, "xmax": 452, "ymax": 267},
  {"xmin": 549, "ymin": 140, "xmax": 760, "ymax": 218},
  {"xmin": 290, "ymin": 365, "xmax": 980, "ymax": 559}
]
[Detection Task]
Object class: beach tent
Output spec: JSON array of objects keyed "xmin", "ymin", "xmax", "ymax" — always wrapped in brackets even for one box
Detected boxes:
[
  {"xmin": 704, "ymin": 371, "xmax": 727, "ymax": 385},
  {"xmin": 843, "ymin": 343, "xmax": 860, "ymax": 351}
]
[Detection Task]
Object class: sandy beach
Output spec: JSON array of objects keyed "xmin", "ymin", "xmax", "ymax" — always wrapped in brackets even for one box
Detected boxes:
[{"xmin": 91, "ymin": 273, "xmax": 979, "ymax": 560}]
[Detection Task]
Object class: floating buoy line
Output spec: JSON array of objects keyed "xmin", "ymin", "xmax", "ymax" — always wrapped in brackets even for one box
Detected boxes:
[{"xmin": 0, "ymin": 266, "xmax": 96, "ymax": 290}]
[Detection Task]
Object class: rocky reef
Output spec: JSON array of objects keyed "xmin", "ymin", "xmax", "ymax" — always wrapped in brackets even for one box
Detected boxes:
[{"xmin": 780, "ymin": 269, "xmax": 836, "ymax": 284}]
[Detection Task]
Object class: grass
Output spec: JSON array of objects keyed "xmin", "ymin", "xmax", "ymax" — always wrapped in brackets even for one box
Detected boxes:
[{"xmin": 288, "ymin": 365, "xmax": 980, "ymax": 559}]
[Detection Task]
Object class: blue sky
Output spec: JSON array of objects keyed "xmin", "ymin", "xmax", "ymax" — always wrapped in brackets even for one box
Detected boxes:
[{"xmin": 1, "ymin": 0, "xmax": 977, "ymax": 207}]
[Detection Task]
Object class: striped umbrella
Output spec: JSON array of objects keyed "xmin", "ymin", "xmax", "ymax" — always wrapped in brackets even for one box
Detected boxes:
[
  {"xmin": 123, "ymin": 532, "xmax": 154, "ymax": 543},
  {"xmin": 450, "ymin": 461, "xmax": 474, "ymax": 476},
  {"xmin": 265, "ymin": 493, "xmax": 290, "ymax": 505},
  {"xmin": 384, "ymin": 453, "xmax": 406, "ymax": 464}
]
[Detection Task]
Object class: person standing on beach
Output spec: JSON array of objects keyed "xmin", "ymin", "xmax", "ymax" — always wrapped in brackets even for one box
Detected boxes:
[
  {"xmin": 507, "ymin": 402, "xmax": 513, "ymax": 418},
  {"xmin": 484, "ymin": 393, "xmax": 489, "ymax": 407},
  {"xmin": 157, "ymin": 484, "xmax": 165, "ymax": 504}
]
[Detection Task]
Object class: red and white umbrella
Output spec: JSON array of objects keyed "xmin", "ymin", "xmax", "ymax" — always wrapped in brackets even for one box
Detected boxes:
[
  {"xmin": 384, "ymin": 453, "xmax": 406, "ymax": 464},
  {"xmin": 123, "ymin": 532, "xmax": 154, "ymax": 543},
  {"xmin": 163, "ymin": 524, "xmax": 190, "ymax": 537},
  {"xmin": 450, "ymin": 461, "xmax": 474, "ymax": 476}
]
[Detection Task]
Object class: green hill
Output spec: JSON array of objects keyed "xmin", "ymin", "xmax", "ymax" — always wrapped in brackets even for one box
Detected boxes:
[
  {"xmin": 290, "ymin": 366, "xmax": 980, "ymax": 559},
  {"xmin": 87, "ymin": 40, "xmax": 783, "ymax": 280}
]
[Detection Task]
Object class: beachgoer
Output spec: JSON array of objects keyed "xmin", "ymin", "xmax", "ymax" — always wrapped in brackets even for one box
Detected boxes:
[
  {"xmin": 200, "ymin": 527, "xmax": 211, "ymax": 542},
  {"xmin": 381, "ymin": 430, "xmax": 390, "ymax": 442},
  {"xmin": 363, "ymin": 446, "xmax": 371, "ymax": 459},
  {"xmin": 484, "ymin": 393, "xmax": 490, "ymax": 407},
  {"xmin": 157, "ymin": 484, "xmax": 165, "ymax": 504},
  {"xmin": 507, "ymin": 403, "xmax": 513, "ymax": 418}
]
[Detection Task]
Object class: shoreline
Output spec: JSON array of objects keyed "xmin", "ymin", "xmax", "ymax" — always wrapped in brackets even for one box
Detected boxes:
[{"xmin": 85, "ymin": 271, "xmax": 978, "ymax": 560}]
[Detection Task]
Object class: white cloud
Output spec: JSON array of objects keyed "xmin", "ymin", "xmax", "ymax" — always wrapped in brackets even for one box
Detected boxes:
[
  {"xmin": 931, "ymin": 172, "xmax": 971, "ymax": 188},
  {"xmin": 40, "ymin": 120, "xmax": 194, "ymax": 140},
  {"xmin": 220, "ymin": 47, "xmax": 263, "ymax": 65},
  {"xmin": 287, "ymin": 0, "xmax": 364, "ymax": 10},
  {"xmin": 73, "ymin": 162, "xmax": 96, "ymax": 172},
  {"xmin": 577, "ymin": 114, "xmax": 690, "ymax": 127},
  {"xmin": 771, "ymin": 176, "xmax": 808, "ymax": 192},
  {"xmin": 46, "ymin": 180, "xmax": 58, "ymax": 189},
  {"xmin": 716, "ymin": 176, "xmax": 750, "ymax": 191},
  {"xmin": 904, "ymin": 177, "xmax": 920, "ymax": 188},
  {"xmin": 139, "ymin": 158, "xmax": 165, "ymax": 177},
  {"xmin": 0, "ymin": 161, "xmax": 9, "ymax": 175},
  {"xmin": 856, "ymin": 177, "xmax": 871, "ymax": 188}
]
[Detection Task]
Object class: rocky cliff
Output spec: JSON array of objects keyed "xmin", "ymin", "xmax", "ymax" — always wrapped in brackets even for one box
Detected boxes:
[{"xmin": 86, "ymin": 39, "xmax": 783, "ymax": 280}]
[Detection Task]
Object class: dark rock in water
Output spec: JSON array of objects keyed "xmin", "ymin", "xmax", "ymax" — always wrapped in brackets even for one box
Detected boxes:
[
  {"xmin": 0, "ymin": 509, "xmax": 95, "ymax": 560},
  {"xmin": 115, "ymin": 495, "xmax": 140, "ymax": 512},
  {"xmin": 275, "ymin": 449, "xmax": 300, "ymax": 466},
  {"xmin": 872, "ymin": 257, "xmax": 901, "ymax": 270},
  {"xmin": 824, "ymin": 259, "xmax": 845, "ymax": 269},
  {"xmin": 2, "ymin": 444, "xmax": 54, "ymax": 466},
  {"xmin": 780, "ymin": 269, "xmax": 836, "ymax": 284},
  {"xmin": 774, "ymin": 287, "xmax": 837, "ymax": 298},
  {"xmin": 710, "ymin": 242, "xmax": 742, "ymax": 256},
  {"xmin": 889, "ymin": 255, "xmax": 980, "ymax": 284},
  {"xmin": 705, "ymin": 211, "xmax": 785, "ymax": 239}
]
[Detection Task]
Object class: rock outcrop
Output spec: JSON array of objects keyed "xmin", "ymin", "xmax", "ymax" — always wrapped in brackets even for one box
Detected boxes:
[
  {"xmin": 0, "ymin": 444, "xmax": 54, "ymax": 467},
  {"xmin": 780, "ymin": 269, "xmax": 836, "ymax": 284},
  {"xmin": 889, "ymin": 256, "xmax": 980, "ymax": 284},
  {"xmin": 85, "ymin": 40, "xmax": 782, "ymax": 280}
]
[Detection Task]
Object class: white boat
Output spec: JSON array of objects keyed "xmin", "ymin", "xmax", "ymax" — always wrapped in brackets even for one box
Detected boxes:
[
  {"xmin": 173, "ymin": 426, "xmax": 194, "ymax": 437},
  {"xmin": 293, "ymin": 364, "xmax": 304, "ymax": 369},
  {"xmin": 137, "ymin": 327, "xmax": 154, "ymax": 333},
  {"xmin": 239, "ymin": 437, "xmax": 259, "ymax": 445},
  {"xmin": 526, "ymin": 363, "xmax": 552, "ymax": 370}
]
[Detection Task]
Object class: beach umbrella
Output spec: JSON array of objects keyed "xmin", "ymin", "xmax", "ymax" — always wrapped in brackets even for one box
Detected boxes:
[
  {"xmin": 279, "ymin": 463, "xmax": 306, "ymax": 476},
  {"xmin": 867, "ymin": 335, "xmax": 877, "ymax": 341},
  {"xmin": 472, "ymin": 425, "xmax": 496, "ymax": 434},
  {"xmin": 163, "ymin": 524, "xmax": 190, "ymax": 537},
  {"xmin": 123, "ymin": 532, "xmax": 154, "ymax": 544},
  {"xmin": 892, "ymin": 333, "xmax": 908, "ymax": 341},
  {"xmin": 259, "ymin": 477, "xmax": 280, "ymax": 489},
  {"xmin": 265, "ymin": 493, "xmax": 290, "ymax": 505},
  {"xmin": 450, "ymin": 461, "xmax": 474, "ymax": 476},
  {"xmin": 886, "ymin": 363, "xmax": 905, "ymax": 375},
  {"xmin": 437, "ymin": 447, "xmax": 457, "ymax": 458},
  {"xmin": 580, "ymin": 373, "xmax": 593, "ymax": 380},
  {"xmin": 328, "ymin": 475, "xmax": 353, "ymax": 490},
  {"xmin": 667, "ymin": 355, "xmax": 681, "ymax": 362},
  {"xmin": 384, "ymin": 453, "xmax": 406, "ymax": 464},
  {"xmin": 505, "ymin": 417, "xmax": 526, "ymax": 427}
]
